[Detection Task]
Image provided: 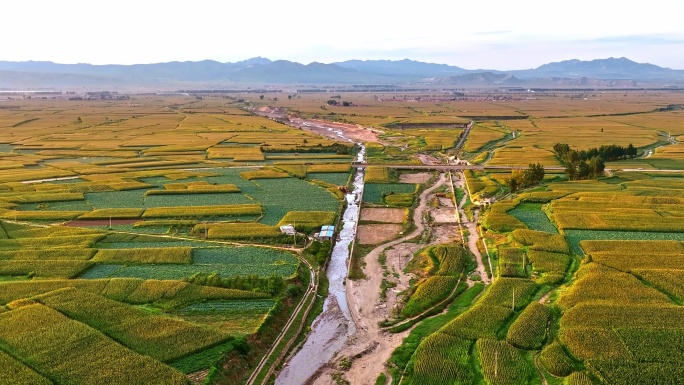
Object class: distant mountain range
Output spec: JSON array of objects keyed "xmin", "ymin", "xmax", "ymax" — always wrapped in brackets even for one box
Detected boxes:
[{"xmin": 1, "ymin": 57, "xmax": 683, "ymax": 89}]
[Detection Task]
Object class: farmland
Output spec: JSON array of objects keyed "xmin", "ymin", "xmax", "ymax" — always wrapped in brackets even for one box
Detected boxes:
[
  {"xmin": 0, "ymin": 96, "xmax": 353, "ymax": 384},
  {"xmin": 2, "ymin": 90, "xmax": 684, "ymax": 384}
]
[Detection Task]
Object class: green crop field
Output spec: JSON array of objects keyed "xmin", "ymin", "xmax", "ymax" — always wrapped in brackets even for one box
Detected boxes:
[
  {"xmin": 3, "ymin": 92, "xmax": 684, "ymax": 384},
  {"xmin": 508, "ymin": 202, "xmax": 558, "ymax": 233},
  {"xmin": 362, "ymin": 183, "xmax": 417, "ymax": 204}
]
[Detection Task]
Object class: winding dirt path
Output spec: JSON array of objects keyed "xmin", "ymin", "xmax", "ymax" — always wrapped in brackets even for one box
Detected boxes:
[
  {"xmin": 305, "ymin": 174, "xmax": 448, "ymax": 385},
  {"xmin": 451, "ymin": 173, "xmax": 491, "ymax": 284}
]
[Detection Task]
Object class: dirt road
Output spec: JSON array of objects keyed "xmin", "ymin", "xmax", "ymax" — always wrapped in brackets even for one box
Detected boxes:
[
  {"xmin": 452, "ymin": 173, "xmax": 491, "ymax": 284},
  {"xmin": 306, "ymin": 174, "xmax": 449, "ymax": 385}
]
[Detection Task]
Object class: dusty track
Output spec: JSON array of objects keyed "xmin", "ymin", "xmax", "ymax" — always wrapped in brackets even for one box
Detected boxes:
[{"xmin": 305, "ymin": 174, "xmax": 449, "ymax": 384}]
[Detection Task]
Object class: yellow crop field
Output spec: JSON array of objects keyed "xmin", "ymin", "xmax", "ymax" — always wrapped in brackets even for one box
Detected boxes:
[{"xmin": 2, "ymin": 90, "xmax": 684, "ymax": 384}]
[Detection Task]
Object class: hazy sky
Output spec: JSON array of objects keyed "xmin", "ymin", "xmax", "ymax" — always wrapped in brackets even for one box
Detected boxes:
[{"xmin": 5, "ymin": 0, "xmax": 684, "ymax": 69}]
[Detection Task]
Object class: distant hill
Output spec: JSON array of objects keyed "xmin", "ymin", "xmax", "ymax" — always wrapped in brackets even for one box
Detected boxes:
[
  {"xmin": 334, "ymin": 59, "xmax": 470, "ymax": 78},
  {"xmin": 0, "ymin": 57, "xmax": 683, "ymax": 89},
  {"xmin": 434, "ymin": 72, "xmax": 523, "ymax": 85},
  {"xmin": 511, "ymin": 57, "xmax": 684, "ymax": 81}
]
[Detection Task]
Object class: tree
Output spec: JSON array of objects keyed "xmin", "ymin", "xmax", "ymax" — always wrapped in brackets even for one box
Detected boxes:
[
  {"xmin": 564, "ymin": 162, "xmax": 578, "ymax": 181},
  {"xmin": 626, "ymin": 143, "xmax": 637, "ymax": 158},
  {"xmin": 588, "ymin": 156, "xmax": 605, "ymax": 177},
  {"xmin": 553, "ymin": 143, "xmax": 571, "ymax": 157},
  {"xmin": 506, "ymin": 163, "xmax": 545, "ymax": 192},
  {"xmin": 524, "ymin": 163, "xmax": 545, "ymax": 185},
  {"xmin": 506, "ymin": 175, "xmax": 520, "ymax": 192}
]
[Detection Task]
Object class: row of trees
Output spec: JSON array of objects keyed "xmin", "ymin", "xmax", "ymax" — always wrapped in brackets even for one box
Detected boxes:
[
  {"xmin": 326, "ymin": 99, "xmax": 353, "ymax": 106},
  {"xmin": 553, "ymin": 143, "xmax": 637, "ymax": 163},
  {"xmin": 506, "ymin": 163, "xmax": 545, "ymax": 192},
  {"xmin": 552, "ymin": 143, "xmax": 618, "ymax": 180}
]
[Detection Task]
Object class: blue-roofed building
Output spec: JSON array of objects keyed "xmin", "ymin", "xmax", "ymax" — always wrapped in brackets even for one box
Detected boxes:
[{"xmin": 319, "ymin": 225, "xmax": 335, "ymax": 240}]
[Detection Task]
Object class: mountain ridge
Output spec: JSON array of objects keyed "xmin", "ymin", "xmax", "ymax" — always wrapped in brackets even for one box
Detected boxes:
[{"xmin": 1, "ymin": 57, "xmax": 683, "ymax": 88}]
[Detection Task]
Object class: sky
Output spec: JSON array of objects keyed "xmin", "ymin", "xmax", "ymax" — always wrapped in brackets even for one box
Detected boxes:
[{"xmin": 4, "ymin": 0, "xmax": 684, "ymax": 70}]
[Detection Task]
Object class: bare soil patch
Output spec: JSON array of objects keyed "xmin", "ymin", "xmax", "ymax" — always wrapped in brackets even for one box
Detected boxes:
[
  {"xmin": 293, "ymin": 118, "xmax": 383, "ymax": 143},
  {"xmin": 430, "ymin": 207, "xmax": 458, "ymax": 223},
  {"xmin": 431, "ymin": 224, "xmax": 461, "ymax": 244},
  {"xmin": 359, "ymin": 208, "xmax": 406, "ymax": 223},
  {"xmin": 398, "ymin": 172, "xmax": 432, "ymax": 184},
  {"xmin": 417, "ymin": 154, "xmax": 443, "ymax": 165},
  {"xmin": 357, "ymin": 224, "xmax": 403, "ymax": 245},
  {"xmin": 438, "ymin": 197, "xmax": 455, "ymax": 207}
]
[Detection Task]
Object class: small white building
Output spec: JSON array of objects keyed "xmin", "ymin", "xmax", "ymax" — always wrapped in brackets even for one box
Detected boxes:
[
  {"xmin": 279, "ymin": 225, "xmax": 295, "ymax": 235},
  {"xmin": 318, "ymin": 225, "xmax": 335, "ymax": 241}
]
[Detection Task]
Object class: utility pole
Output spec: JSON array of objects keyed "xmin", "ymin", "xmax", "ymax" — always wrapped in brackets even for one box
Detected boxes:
[
  {"xmin": 495, "ymin": 350, "xmax": 498, "ymax": 378},
  {"xmin": 512, "ymin": 288, "xmax": 516, "ymax": 311}
]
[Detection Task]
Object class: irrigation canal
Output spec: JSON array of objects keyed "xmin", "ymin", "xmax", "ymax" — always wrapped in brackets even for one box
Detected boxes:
[{"xmin": 275, "ymin": 141, "xmax": 365, "ymax": 384}]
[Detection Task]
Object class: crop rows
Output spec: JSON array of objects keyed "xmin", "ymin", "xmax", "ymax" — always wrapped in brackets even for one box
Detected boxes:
[
  {"xmin": 239, "ymin": 169, "xmax": 289, "ymax": 180},
  {"xmin": 364, "ymin": 166, "xmax": 395, "ymax": 183},
  {"xmin": 0, "ymin": 278, "xmax": 265, "ymax": 306},
  {"xmin": 0, "ymin": 303, "xmax": 190, "ymax": 384},
  {"xmin": 440, "ymin": 303, "xmax": 512, "ymax": 340},
  {"xmin": 384, "ymin": 193, "xmax": 414, "ymax": 207},
  {"xmin": 498, "ymin": 247, "xmax": 527, "ymax": 278},
  {"xmin": 564, "ymin": 371, "xmax": 594, "ymax": 385},
  {"xmin": 433, "ymin": 245, "xmax": 468, "ymax": 276},
  {"xmin": 556, "ymin": 263, "xmax": 671, "ymax": 310},
  {"xmin": 401, "ymin": 245, "xmax": 468, "ymax": 317},
  {"xmin": 362, "ymin": 183, "xmax": 416, "ymax": 204},
  {"xmin": 588, "ymin": 359, "xmax": 684, "ymax": 385},
  {"xmin": 565, "ymin": 229, "xmax": 684, "ymax": 255},
  {"xmin": 507, "ymin": 202, "xmax": 558, "ymax": 233},
  {"xmin": 142, "ymin": 204, "xmax": 262, "ymax": 218},
  {"xmin": 82, "ymin": 262, "xmax": 297, "ymax": 281},
  {"xmin": 145, "ymin": 186, "xmax": 241, "ymax": 195},
  {"xmin": 206, "ymin": 222, "xmax": 282, "ymax": 239},
  {"xmin": 476, "ymin": 338, "xmax": 533, "ymax": 385},
  {"xmin": 91, "ymin": 247, "xmax": 193, "ymax": 264},
  {"xmin": 464, "ymin": 170, "xmax": 499, "ymax": 199},
  {"xmin": 505, "ymin": 302, "xmax": 550, "ymax": 350},
  {"xmin": 483, "ymin": 200, "xmax": 527, "ymax": 233},
  {"xmin": 0, "ymin": 260, "xmax": 92, "ymax": 278},
  {"xmin": 0, "ymin": 349, "xmax": 52, "ymax": 385},
  {"xmin": 36, "ymin": 288, "xmax": 227, "ymax": 362},
  {"xmin": 479, "ymin": 277, "xmax": 538, "ymax": 311},
  {"xmin": 402, "ymin": 276, "xmax": 458, "ymax": 318},
  {"xmin": 539, "ymin": 341, "xmax": 576, "ymax": 377},
  {"xmin": 79, "ymin": 208, "xmax": 145, "ymax": 219},
  {"xmin": 580, "ymin": 239, "xmax": 684, "ymax": 254},
  {"xmin": 526, "ymin": 250, "xmax": 570, "ymax": 284},
  {"xmin": 632, "ymin": 269, "xmax": 684, "ymax": 300},
  {"xmin": 277, "ymin": 211, "xmax": 336, "ymax": 233},
  {"xmin": 411, "ymin": 333, "xmax": 474, "ymax": 385},
  {"xmin": 0, "ymin": 248, "xmax": 96, "ymax": 260},
  {"xmin": 176, "ymin": 299, "xmax": 276, "ymax": 314},
  {"xmin": 512, "ymin": 229, "xmax": 569, "ymax": 254}
]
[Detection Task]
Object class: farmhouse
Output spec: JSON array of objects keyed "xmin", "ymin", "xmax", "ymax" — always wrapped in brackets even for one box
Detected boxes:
[{"xmin": 317, "ymin": 225, "xmax": 335, "ymax": 240}]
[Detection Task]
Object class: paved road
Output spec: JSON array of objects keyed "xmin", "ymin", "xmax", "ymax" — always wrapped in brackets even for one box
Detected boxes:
[
  {"xmin": 351, "ymin": 163, "xmax": 567, "ymax": 171},
  {"xmin": 351, "ymin": 163, "xmax": 684, "ymax": 173}
]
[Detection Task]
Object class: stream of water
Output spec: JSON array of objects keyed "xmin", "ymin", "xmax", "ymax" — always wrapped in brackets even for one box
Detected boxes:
[{"xmin": 275, "ymin": 143, "xmax": 365, "ymax": 385}]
